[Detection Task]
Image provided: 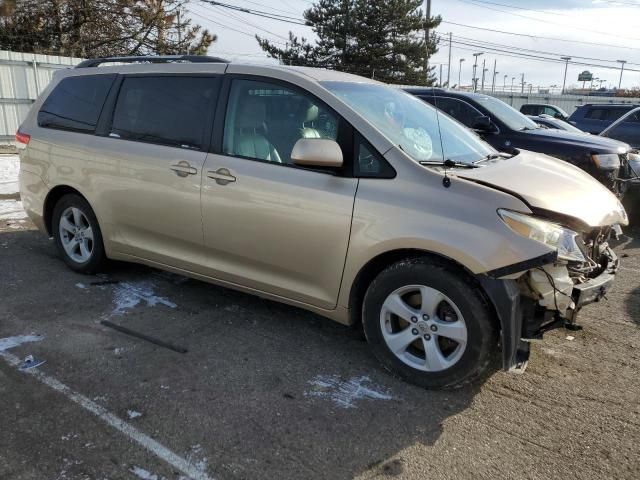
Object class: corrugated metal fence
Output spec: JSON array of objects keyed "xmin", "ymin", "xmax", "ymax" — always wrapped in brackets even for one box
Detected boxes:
[
  {"xmin": 0, "ymin": 50, "xmax": 82, "ymax": 144},
  {"xmin": 489, "ymin": 91, "xmax": 640, "ymax": 114}
]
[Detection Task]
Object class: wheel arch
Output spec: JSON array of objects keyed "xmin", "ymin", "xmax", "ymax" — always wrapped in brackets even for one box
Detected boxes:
[
  {"xmin": 347, "ymin": 248, "xmax": 524, "ymax": 371},
  {"xmin": 43, "ymin": 185, "xmax": 90, "ymax": 236},
  {"xmin": 348, "ymin": 249, "xmax": 491, "ymax": 323}
]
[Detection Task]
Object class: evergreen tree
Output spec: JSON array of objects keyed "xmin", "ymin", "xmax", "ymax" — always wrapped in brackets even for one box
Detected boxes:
[
  {"xmin": 256, "ymin": 0, "xmax": 440, "ymax": 85},
  {"xmin": 0, "ymin": 0, "xmax": 216, "ymax": 57}
]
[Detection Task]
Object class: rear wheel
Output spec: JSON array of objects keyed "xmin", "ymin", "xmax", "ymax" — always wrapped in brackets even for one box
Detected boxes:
[
  {"xmin": 363, "ymin": 258, "xmax": 498, "ymax": 389},
  {"xmin": 52, "ymin": 194, "xmax": 106, "ymax": 273}
]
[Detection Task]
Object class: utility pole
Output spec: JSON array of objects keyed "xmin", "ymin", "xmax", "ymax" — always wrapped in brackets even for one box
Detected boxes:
[
  {"xmin": 503, "ymin": 74, "xmax": 507, "ymax": 90},
  {"xmin": 561, "ymin": 56, "xmax": 571, "ymax": 94},
  {"xmin": 617, "ymin": 60, "xmax": 627, "ymax": 89},
  {"xmin": 458, "ymin": 58, "xmax": 465, "ymax": 89},
  {"xmin": 472, "ymin": 52, "xmax": 483, "ymax": 92},
  {"xmin": 425, "ymin": 0, "xmax": 431, "ymax": 79},
  {"xmin": 439, "ymin": 64, "xmax": 443, "ymax": 87},
  {"xmin": 480, "ymin": 59, "xmax": 486, "ymax": 91},
  {"xmin": 177, "ymin": 10, "xmax": 182, "ymax": 53},
  {"xmin": 491, "ymin": 59, "xmax": 497, "ymax": 92},
  {"xmin": 447, "ymin": 32, "xmax": 452, "ymax": 87},
  {"xmin": 511, "ymin": 76, "xmax": 515, "ymax": 92},
  {"xmin": 520, "ymin": 73, "xmax": 525, "ymax": 93}
]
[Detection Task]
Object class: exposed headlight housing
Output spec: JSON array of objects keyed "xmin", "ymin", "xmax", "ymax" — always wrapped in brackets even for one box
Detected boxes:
[
  {"xmin": 591, "ymin": 153, "xmax": 620, "ymax": 170},
  {"xmin": 628, "ymin": 152, "xmax": 640, "ymax": 177},
  {"xmin": 498, "ymin": 209, "xmax": 586, "ymax": 262}
]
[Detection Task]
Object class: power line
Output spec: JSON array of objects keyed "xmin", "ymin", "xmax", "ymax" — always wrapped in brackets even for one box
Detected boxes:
[
  {"xmin": 196, "ymin": 1, "xmax": 289, "ymax": 41},
  {"xmin": 450, "ymin": 33, "xmax": 640, "ymax": 67},
  {"xmin": 455, "ymin": 0, "xmax": 640, "ymax": 42},
  {"xmin": 446, "ymin": 37, "xmax": 640, "ymax": 73},
  {"xmin": 200, "ymin": 1, "xmax": 307, "ymax": 25},
  {"xmin": 462, "ymin": 0, "xmax": 572, "ymax": 17},
  {"xmin": 441, "ymin": 20, "xmax": 640, "ymax": 51}
]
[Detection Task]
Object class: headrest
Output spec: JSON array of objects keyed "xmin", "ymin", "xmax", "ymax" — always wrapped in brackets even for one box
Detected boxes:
[
  {"xmin": 303, "ymin": 104, "xmax": 319, "ymax": 123},
  {"xmin": 236, "ymin": 95, "xmax": 266, "ymax": 130}
]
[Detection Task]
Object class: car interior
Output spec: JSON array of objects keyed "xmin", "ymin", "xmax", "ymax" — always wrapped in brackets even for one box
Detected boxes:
[{"xmin": 223, "ymin": 80, "xmax": 339, "ymax": 164}]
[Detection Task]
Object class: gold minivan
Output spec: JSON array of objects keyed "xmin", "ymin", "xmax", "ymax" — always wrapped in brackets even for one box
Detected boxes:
[{"xmin": 17, "ymin": 56, "xmax": 628, "ymax": 389}]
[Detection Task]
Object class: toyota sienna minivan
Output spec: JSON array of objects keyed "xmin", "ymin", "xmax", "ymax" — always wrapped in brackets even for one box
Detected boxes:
[{"xmin": 17, "ymin": 56, "xmax": 628, "ymax": 389}]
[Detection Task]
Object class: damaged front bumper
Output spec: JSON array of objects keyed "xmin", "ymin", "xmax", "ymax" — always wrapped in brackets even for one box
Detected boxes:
[{"xmin": 478, "ymin": 246, "xmax": 619, "ymax": 373}]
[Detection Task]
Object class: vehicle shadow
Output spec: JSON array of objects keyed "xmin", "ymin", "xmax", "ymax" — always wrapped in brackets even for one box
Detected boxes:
[{"xmin": 0, "ymin": 229, "xmax": 483, "ymax": 480}]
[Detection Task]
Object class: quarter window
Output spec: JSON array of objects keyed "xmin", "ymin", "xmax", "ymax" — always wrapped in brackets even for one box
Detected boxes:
[
  {"xmin": 110, "ymin": 76, "xmax": 219, "ymax": 150},
  {"xmin": 38, "ymin": 74, "xmax": 116, "ymax": 133},
  {"xmin": 223, "ymin": 79, "xmax": 339, "ymax": 164}
]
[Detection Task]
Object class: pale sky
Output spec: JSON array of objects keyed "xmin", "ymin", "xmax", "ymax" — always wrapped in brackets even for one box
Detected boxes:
[{"xmin": 186, "ymin": 0, "xmax": 640, "ymax": 89}]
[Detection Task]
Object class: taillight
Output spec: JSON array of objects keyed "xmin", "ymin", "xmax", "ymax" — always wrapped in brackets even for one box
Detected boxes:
[
  {"xmin": 15, "ymin": 130, "xmax": 30, "ymax": 149},
  {"xmin": 16, "ymin": 131, "xmax": 30, "ymax": 144}
]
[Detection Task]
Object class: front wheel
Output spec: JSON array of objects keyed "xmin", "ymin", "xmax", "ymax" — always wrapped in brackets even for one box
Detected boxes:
[
  {"xmin": 362, "ymin": 258, "xmax": 499, "ymax": 389},
  {"xmin": 52, "ymin": 194, "xmax": 106, "ymax": 273}
]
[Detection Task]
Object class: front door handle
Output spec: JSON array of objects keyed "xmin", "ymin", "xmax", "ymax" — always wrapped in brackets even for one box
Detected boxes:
[
  {"xmin": 170, "ymin": 161, "xmax": 198, "ymax": 177},
  {"xmin": 207, "ymin": 167, "xmax": 236, "ymax": 186}
]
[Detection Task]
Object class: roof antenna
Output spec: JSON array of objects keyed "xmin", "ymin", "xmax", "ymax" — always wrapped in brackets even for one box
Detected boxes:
[{"xmin": 442, "ymin": 159, "xmax": 453, "ymax": 188}]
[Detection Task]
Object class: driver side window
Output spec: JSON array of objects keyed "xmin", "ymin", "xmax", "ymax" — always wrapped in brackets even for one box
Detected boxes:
[
  {"xmin": 223, "ymin": 79, "xmax": 339, "ymax": 165},
  {"xmin": 435, "ymin": 97, "xmax": 483, "ymax": 128}
]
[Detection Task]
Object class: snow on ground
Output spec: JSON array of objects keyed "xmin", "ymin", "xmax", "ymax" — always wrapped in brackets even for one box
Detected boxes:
[
  {"xmin": 0, "ymin": 199, "xmax": 27, "ymax": 220},
  {"xmin": 0, "ymin": 154, "xmax": 20, "ymax": 195},
  {"xmin": 0, "ymin": 155, "xmax": 28, "ymax": 223}
]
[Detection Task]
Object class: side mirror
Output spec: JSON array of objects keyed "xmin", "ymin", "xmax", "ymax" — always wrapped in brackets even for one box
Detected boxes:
[
  {"xmin": 472, "ymin": 115, "xmax": 494, "ymax": 132},
  {"xmin": 291, "ymin": 138, "xmax": 343, "ymax": 168}
]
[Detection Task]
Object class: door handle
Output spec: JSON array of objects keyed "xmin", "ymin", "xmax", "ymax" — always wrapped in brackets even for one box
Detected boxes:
[
  {"xmin": 170, "ymin": 161, "xmax": 198, "ymax": 177},
  {"xmin": 207, "ymin": 167, "xmax": 236, "ymax": 185}
]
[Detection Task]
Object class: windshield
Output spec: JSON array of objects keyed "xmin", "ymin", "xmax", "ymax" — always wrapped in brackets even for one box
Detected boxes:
[
  {"xmin": 475, "ymin": 95, "xmax": 539, "ymax": 131},
  {"xmin": 322, "ymin": 81, "xmax": 496, "ymax": 165}
]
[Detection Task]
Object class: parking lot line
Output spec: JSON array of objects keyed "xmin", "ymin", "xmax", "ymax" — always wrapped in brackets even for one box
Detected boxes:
[{"xmin": 0, "ymin": 349, "xmax": 214, "ymax": 480}]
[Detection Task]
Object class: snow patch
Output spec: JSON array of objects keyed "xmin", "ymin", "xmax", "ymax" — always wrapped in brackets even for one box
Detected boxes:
[
  {"xmin": 127, "ymin": 410, "xmax": 142, "ymax": 419},
  {"xmin": 0, "ymin": 199, "xmax": 27, "ymax": 220},
  {"xmin": 111, "ymin": 281, "xmax": 176, "ymax": 315},
  {"xmin": 75, "ymin": 283, "xmax": 87, "ymax": 290},
  {"xmin": 0, "ymin": 334, "xmax": 44, "ymax": 352},
  {"xmin": 129, "ymin": 466, "xmax": 161, "ymax": 480},
  {"xmin": 305, "ymin": 375, "xmax": 393, "ymax": 409},
  {"xmin": 0, "ymin": 155, "xmax": 19, "ymax": 195}
]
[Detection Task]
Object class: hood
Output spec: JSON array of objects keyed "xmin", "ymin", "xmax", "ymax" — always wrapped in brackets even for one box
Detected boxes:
[
  {"xmin": 458, "ymin": 150, "xmax": 628, "ymax": 228},
  {"xmin": 523, "ymin": 127, "xmax": 631, "ymax": 153}
]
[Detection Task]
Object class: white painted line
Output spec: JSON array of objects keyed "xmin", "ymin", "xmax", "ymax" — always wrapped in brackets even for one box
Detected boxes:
[{"xmin": 0, "ymin": 350, "xmax": 214, "ymax": 480}]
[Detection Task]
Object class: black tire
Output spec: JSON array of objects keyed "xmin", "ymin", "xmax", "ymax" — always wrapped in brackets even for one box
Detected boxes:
[
  {"xmin": 52, "ymin": 193, "xmax": 106, "ymax": 274},
  {"xmin": 362, "ymin": 257, "xmax": 499, "ymax": 389}
]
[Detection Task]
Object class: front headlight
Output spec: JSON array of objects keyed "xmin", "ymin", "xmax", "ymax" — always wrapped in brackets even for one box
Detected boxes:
[
  {"xmin": 498, "ymin": 209, "xmax": 586, "ymax": 262},
  {"xmin": 592, "ymin": 153, "xmax": 620, "ymax": 170}
]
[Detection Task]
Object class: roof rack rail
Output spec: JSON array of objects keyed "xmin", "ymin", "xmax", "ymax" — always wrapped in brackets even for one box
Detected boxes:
[{"xmin": 75, "ymin": 55, "xmax": 229, "ymax": 69}]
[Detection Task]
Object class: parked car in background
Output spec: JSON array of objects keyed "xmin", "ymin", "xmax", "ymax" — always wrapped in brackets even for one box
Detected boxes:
[
  {"xmin": 528, "ymin": 114, "xmax": 585, "ymax": 133},
  {"xmin": 568, "ymin": 103, "xmax": 640, "ymax": 134},
  {"xmin": 17, "ymin": 56, "xmax": 628, "ymax": 389},
  {"xmin": 405, "ymin": 88, "xmax": 634, "ymax": 195},
  {"xmin": 520, "ymin": 103, "xmax": 569, "ymax": 121},
  {"xmin": 599, "ymin": 106, "xmax": 640, "ymax": 149}
]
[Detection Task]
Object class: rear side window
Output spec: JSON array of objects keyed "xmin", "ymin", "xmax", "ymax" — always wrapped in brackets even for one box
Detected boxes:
[
  {"xmin": 434, "ymin": 97, "xmax": 483, "ymax": 128},
  {"xmin": 585, "ymin": 107, "xmax": 630, "ymax": 121},
  {"xmin": 110, "ymin": 76, "xmax": 219, "ymax": 150},
  {"xmin": 520, "ymin": 105, "xmax": 537, "ymax": 115},
  {"xmin": 38, "ymin": 74, "xmax": 116, "ymax": 133}
]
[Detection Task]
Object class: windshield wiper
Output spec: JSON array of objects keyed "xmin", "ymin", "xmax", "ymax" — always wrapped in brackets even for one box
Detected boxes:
[
  {"xmin": 473, "ymin": 153, "xmax": 504, "ymax": 164},
  {"xmin": 419, "ymin": 159, "xmax": 479, "ymax": 168}
]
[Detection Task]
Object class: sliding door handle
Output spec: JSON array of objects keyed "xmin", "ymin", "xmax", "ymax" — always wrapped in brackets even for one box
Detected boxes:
[
  {"xmin": 170, "ymin": 161, "xmax": 197, "ymax": 177},
  {"xmin": 207, "ymin": 168, "xmax": 236, "ymax": 185}
]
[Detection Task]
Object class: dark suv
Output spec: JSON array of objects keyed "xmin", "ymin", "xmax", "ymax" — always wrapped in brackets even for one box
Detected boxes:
[
  {"xmin": 520, "ymin": 103, "xmax": 568, "ymax": 121},
  {"xmin": 405, "ymin": 88, "xmax": 633, "ymax": 195},
  {"xmin": 568, "ymin": 103, "xmax": 640, "ymax": 134}
]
